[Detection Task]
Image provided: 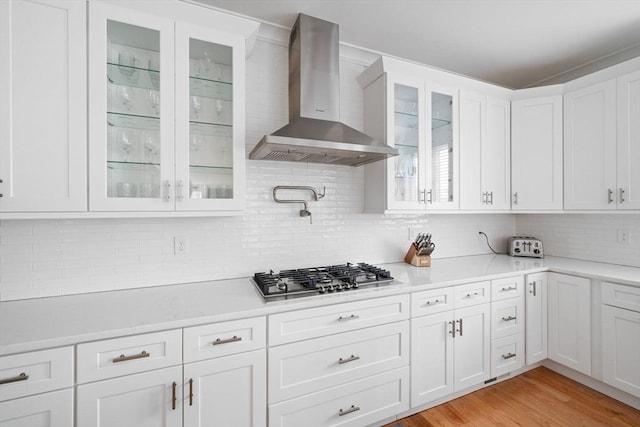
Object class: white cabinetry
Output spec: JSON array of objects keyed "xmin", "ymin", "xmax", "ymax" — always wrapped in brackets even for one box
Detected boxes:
[
  {"xmin": 525, "ymin": 272, "xmax": 548, "ymax": 365},
  {"xmin": 0, "ymin": 347, "xmax": 74, "ymax": 426},
  {"xmin": 511, "ymin": 93, "xmax": 563, "ymax": 210},
  {"xmin": 0, "ymin": 0, "xmax": 86, "ymax": 213},
  {"xmin": 459, "ymin": 92, "xmax": 511, "ymax": 210},
  {"xmin": 616, "ymin": 70, "xmax": 640, "ymax": 210},
  {"xmin": 361, "ymin": 72, "xmax": 459, "ymax": 212},
  {"xmin": 489, "ymin": 277, "xmax": 525, "ymax": 377},
  {"xmin": 88, "ymin": 1, "xmax": 256, "ymax": 213},
  {"xmin": 601, "ymin": 282, "xmax": 640, "ymax": 398},
  {"xmin": 548, "ymin": 273, "xmax": 591, "ymax": 375},
  {"xmin": 411, "ymin": 282, "xmax": 490, "ymax": 408},
  {"xmin": 268, "ymin": 296, "xmax": 410, "ymax": 427}
]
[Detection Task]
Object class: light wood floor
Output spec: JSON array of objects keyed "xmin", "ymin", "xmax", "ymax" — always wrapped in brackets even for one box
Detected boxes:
[{"xmin": 384, "ymin": 367, "xmax": 640, "ymax": 427}]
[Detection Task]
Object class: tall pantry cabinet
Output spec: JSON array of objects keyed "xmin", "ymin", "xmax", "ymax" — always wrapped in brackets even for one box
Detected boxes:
[{"xmin": 0, "ymin": 0, "xmax": 87, "ymax": 213}]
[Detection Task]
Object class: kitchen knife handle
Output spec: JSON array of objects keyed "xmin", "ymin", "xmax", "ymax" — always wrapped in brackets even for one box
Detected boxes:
[{"xmin": 608, "ymin": 188, "xmax": 614, "ymax": 204}]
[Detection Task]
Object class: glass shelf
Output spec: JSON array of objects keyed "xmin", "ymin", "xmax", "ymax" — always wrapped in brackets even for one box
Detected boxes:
[
  {"xmin": 107, "ymin": 160, "xmax": 160, "ymax": 170},
  {"xmin": 394, "ymin": 111, "xmax": 419, "ymax": 129},
  {"xmin": 432, "ymin": 117, "xmax": 452, "ymax": 129},
  {"xmin": 107, "ymin": 63, "xmax": 160, "ymax": 90},
  {"xmin": 395, "ymin": 110, "xmax": 419, "ymax": 119},
  {"xmin": 189, "ymin": 119, "xmax": 232, "ymax": 130},
  {"xmin": 107, "ymin": 112, "xmax": 160, "ymax": 131},
  {"xmin": 190, "ymin": 76, "xmax": 232, "ymax": 101},
  {"xmin": 395, "ymin": 142, "xmax": 419, "ymax": 150},
  {"xmin": 189, "ymin": 164, "xmax": 233, "ymax": 173}
]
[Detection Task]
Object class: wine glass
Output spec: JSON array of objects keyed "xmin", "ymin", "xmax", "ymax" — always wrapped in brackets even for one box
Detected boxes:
[
  {"xmin": 216, "ymin": 99, "xmax": 223, "ymax": 123},
  {"xmin": 148, "ymin": 58, "xmax": 160, "ymax": 89},
  {"xmin": 148, "ymin": 89, "xmax": 160, "ymax": 116},
  {"xmin": 117, "ymin": 86, "xmax": 133, "ymax": 111},
  {"xmin": 117, "ymin": 128, "xmax": 132, "ymax": 162},
  {"xmin": 118, "ymin": 52, "xmax": 139, "ymax": 84},
  {"xmin": 198, "ymin": 52, "xmax": 214, "ymax": 79},
  {"xmin": 190, "ymin": 95, "xmax": 202, "ymax": 120},
  {"xmin": 190, "ymin": 133, "xmax": 204, "ymax": 152},
  {"xmin": 142, "ymin": 131, "xmax": 159, "ymax": 163}
]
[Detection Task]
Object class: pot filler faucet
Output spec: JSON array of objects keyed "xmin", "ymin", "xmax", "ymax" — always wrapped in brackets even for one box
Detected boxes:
[{"xmin": 272, "ymin": 186, "xmax": 325, "ymax": 224}]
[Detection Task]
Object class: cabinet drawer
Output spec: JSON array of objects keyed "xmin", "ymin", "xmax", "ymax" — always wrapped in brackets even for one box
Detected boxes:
[
  {"xmin": 491, "ymin": 276, "xmax": 524, "ymax": 301},
  {"xmin": 412, "ymin": 287, "xmax": 454, "ymax": 317},
  {"xmin": 268, "ymin": 367, "xmax": 409, "ymax": 427},
  {"xmin": 491, "ymin": 297, "xmax": 525, "ymax": 339},
  {"xmin": 184, "ymin": 316, "xmax": 266, "ymax": 363},
  {"xmin": 268, "ymin": 295, "xmax": 410, "ymax": 346},
  {"xmin": 491, "ymin": 334, "xmax": 524, "ymax": 377},
  {"xmin": 77, "ymin": 329, "xmax": 182, "ymax": 383},
  {"xmin": 0, "ymin": 388, "xmax": 73, "ymax": 425},
  {"xmin": 0, "ymin": 346, "xmax": 73, "ymax": 402},
  {"xmin": 269, "ymin": 322, "xmax": 409, "ymax": 403},
  {"xmin": 454, "ymin": 281, "xmax": 491, "ymax": 308},
  {"xmin": 602, "ymin": 282, "xmax": 640, "ymax": 312}
]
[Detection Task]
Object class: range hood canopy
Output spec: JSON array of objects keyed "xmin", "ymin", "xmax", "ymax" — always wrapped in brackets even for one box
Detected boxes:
[{"xmin": 249, "ymin": 14, "xmax": 398, "ymax": 167}]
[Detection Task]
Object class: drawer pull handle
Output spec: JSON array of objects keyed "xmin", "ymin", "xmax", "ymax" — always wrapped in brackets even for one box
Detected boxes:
[
  {"xmin": 338, "ymin": 405, "xmax": 360, "ymax": 416},
  {"xmin": 529, "ymin": 281, "xmax": 537, "ymax": 297},
  {"xmin": 113, "ymin": 350, "xmax": 150, "ymax": 363},
  {"xmin": 465, "ymin": 292, "xmax": 480, "ymax": 298},
  {"xmin": 189, "ymin": 378, "xmax": 193, "ymax": 406},
  {"xmin": 213, "ymin": 336, "xmax": 242, "ymax": 345},
  {"xmin": 502, "ymin": 352, "xmax": 516, "ymax": 360},
  {"xmin": 338, "ymin": 314, "xmax": 359, "ymax": 322},
  {"xmin": 172, "ymin": 381, "xmax": 177, "ymax": 410},
  {"xmin": 501, "ymin": 286, "xmax": 517, "ymax": 292},
  {"xmin": 338, "ymin": 355, "xmax": 360, "ymax": 365},
  {"xmin": 0, "ymin": 372, "xmax": 29, "ymax": 385},
  {"xmin": 501, "ymin": 315, "xmax": 517, "ymax": 322},
  {"xmin": 426, "ymin": 299, "xmax": 440, "ymax": 305}
]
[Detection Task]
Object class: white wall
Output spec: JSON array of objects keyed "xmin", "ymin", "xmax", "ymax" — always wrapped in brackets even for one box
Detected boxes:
[{"xmin": 0, "ymin": 37, "xmax": 516, "ymax": 301}]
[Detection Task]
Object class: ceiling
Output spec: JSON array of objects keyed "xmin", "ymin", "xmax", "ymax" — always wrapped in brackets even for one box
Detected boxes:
[{"xmin": 195, "ymin": 0, "xmax": 640, "ymax": 89}]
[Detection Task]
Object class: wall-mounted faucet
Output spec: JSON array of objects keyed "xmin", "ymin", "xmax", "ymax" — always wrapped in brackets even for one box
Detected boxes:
[{"xmin": 272, "ymin": 186, "xmax": 325, "ymax": 224}]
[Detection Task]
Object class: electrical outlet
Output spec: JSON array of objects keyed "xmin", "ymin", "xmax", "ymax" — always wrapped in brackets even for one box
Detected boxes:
[
  {"xmin": 617, "ymin": 229, "xmax": 630, "ymax": 246},
  {"xmin": 174, "ymin": 236, "xmax": 187, "ymax": 254}
]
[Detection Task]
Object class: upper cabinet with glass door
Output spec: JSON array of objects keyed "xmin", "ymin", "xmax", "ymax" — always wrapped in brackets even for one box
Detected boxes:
[
  {"xmin": 88, "ymin": 0, "xmax": 258, "ymax": 213},
  {"xmin": 360, "ymin": 64, "xmax": 459, "ymax": 213}
]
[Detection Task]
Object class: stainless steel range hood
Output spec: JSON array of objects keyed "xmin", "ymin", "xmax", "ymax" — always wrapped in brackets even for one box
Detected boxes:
[{"xmin": 249, "ymin": 14, "xmax": 398, "ymax": 167}]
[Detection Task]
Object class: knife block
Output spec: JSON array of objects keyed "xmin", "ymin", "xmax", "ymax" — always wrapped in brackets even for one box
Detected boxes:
[{"xmin": 404, "ymin": 245, "xmax": 431, "ymax": 267}]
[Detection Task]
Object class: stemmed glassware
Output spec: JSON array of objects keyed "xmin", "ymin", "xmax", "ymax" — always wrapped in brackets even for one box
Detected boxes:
[
  {"xmin": 148, "ymin": 90, "xmax": 160, "ymax": 116},
  {"xmin": 118, "ymin": 52, "xmax": 139, "ymax": 84},
  {"xmin": 116, "ymin": 128, "xmax": 132, "ymax": 162},
  {"xmin": 116, "ymin": 86, "xmax": 133, "ymax": 111},
  {"xmin": 190, "ymin": 95, "xmax": 202, "ymax": 120}
]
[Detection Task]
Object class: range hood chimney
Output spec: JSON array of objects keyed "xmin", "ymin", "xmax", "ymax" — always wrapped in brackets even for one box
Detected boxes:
[{"xmin": 249, "ymin": 14, "xmax": 398, "ymax": 167}]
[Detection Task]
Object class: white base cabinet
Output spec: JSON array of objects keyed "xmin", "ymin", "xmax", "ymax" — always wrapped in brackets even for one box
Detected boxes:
[
  {"xmin": 0, "ymin": 389, "xmax": 73, "ymax": 427},
  {"xmin": 525, "ymin": 272, "xmax": 548, "ymax": 365},
  {"xmin": 548, "ymin": 273, "xmax": 591, "ymax": 375}
]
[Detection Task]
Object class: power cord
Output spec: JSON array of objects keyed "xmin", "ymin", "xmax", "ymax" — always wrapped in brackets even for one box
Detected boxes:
[{"xmin": 478, "ymin": 231, "xmax": 501, "ymax": 254}]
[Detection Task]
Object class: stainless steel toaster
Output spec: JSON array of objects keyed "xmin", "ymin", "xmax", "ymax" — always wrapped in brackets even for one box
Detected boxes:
[{"xmin": 508, "ymin": 236, "xmax": 543, "ymax": 258}]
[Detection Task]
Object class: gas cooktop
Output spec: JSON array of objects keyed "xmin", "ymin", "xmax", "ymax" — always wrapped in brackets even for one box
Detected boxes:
[{"xmin": 253, "ymin": 262, "xmax": 394, "ymax": 300}]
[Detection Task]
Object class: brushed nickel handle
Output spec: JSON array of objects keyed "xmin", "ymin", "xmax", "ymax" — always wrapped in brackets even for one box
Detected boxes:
[
  {"xmin": 163, "ymin": 180, "xmax": 171, "ymax": 202},
  {"xmin": 338, "ymin": 314, "xmax": 359, "ymax": 322},
  {"xmin": 176, "ymin": 180, "xmax": 184, "ymax": 202},
  {"xmin": 620, "ymin": 188, "xmax": 625, "ymax": 203},
  {"xmin": 172, "ymin": 381, "xmax": 177, "ymax": 410},
  {"xmin": 513, "ymin": 192, "xmax": 518, "ymax": 205},
  {"xmin": 426, "ymin": 299, "xmax": 441, "ymax": 305},
  {"xmin": 112, "ymin": 350, "xmax": 150, "ymax": 363},
  {"xmin": 482, "ymin": 192, "xmax": 487, "ymax": 204},
  {"xmin": 213, "ymin": 335, "xmax": 242, "ymax": 345},
  {"xmin": 457, "ymin": 318, "xmax": 463, "ymax": 336},
  {"xmin": 529, "ymin": 281, "xmax": 537, "ymax": 297},
  {"xmin": 427, "ymin": 189, "xmax": 433, "ymax": 204},
  {"xmin": 608, "ymin": 188, "xmax": 614, "ymax": 204},
  {"xmin": 189, "ymin": 378, "xmax": 193, "ymax": 406},
  {"xmin": 419, "ymin": 189, "xmax": 425, "ymax": 203},
  {"xmin": 338, "ymin": 405, "xmax": 360, "ymax": 416},
  {"xmin": 502, "ymin": 352, "xmax": 516, "ymax": 360},
  {"xmin": 489, "ymin": 191, "xmax": 494, "ymax": 205},
  {"xmin": 465, "ymin": 292, "xmax": 480, "ymax": 298},
  {"xmin": 449, "ymin": 320, "xmax": 456, "ymax": 338},
  {"xmin": 500, "ymin": 286, "xmax": 517, "ymax": 292},
  {"xmin": 0, "ymin": 372, "xmax": 29, "ymax": 385},
  {"xmin": 501, "ymin": 315, "xmax": 517, "ymax": 322},
  {"xmin": 338, "ymin": 355, "xmax": 360, "ymax": 365}
]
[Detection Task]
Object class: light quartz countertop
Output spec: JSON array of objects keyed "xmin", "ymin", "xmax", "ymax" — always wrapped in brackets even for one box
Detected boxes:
[{"xmin": 1, "ymin": 255, "xmax": 638, "ymax": 356}]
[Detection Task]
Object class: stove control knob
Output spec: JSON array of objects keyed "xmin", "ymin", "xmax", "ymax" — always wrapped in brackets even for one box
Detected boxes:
[
  {"xmin": 352, "ymin": 283, "xmax": 359, "ymax": 289},
  {"xmin": 319, "ymin": 286, "xmax": 326, "ymax": 294}
]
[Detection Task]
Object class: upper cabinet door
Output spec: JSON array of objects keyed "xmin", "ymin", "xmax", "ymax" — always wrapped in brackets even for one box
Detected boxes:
[
  {"xmin": 564, "ymin": 79, "xmax": 617, "ymax": 210},
  {"xmin": 459, "ymin": 91, "xmax": 484, "ymax": 209},
  {"xmin": 511, "ymin": 95, "xmax": 563, "ymax": 210},
  {"xmin": 0, "ymin": 0, "xmax": 86, "ymax": 213},
  {"xmin": 88, "ymin": 2, "xmax": 175, "ymax": 211},
  {"xmin": 617, "ymin": 70, "xmax": 640, "ymax": 210},
  {"xmin": 174, "ymin": 23, "xmax": 246, "ymax": 211}
]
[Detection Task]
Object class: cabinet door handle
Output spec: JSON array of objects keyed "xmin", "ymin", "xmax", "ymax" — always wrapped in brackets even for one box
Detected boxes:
[
  {"xmin": 172, "ymin": 381, "xmax": 177, "ymax": 410},
  {"xmin": 608, "ymin": 188, "xmax": 614, "ymax": 204},
  {"xmin": 338, "ymin": 314, "xmax": 359, "ymax": 322},
  {"xmin": 513, "ymin": 192, "xmax": 518, "ymax": 205},
  {"xmin": 489, "ymin": 191, "xmax": 494, "ymax": 205},
  {"xmin": 419, "ymin": 189, "xmax": 425, "ymax": 203},
  {"xmin": 529, "ymin": 281, "xmax": 537, "ymax": 297},
  {"xmin": 620, "ymin": 188, "xmax": 625, "ymax": 204},
  {"xmin": 448, "ymin": 320, "xmax": 456, "ymax": 338},
  {"xmin": 213, "ymin": 335, "xmax": 242, "ymax": 345},
  {"xmin": 163, "ymin": 180, "xmax": 171, "ymax": 202},
  {"xmin": 501, "ymin": 315, "xmax": 517, "ymax": 322},
  {"xmin": 176, "ymin": 180, "xmax": 184, "ymax": 202},
  {"xmin": 338, "ymin": 405, "xmax": 360, "ymax": 416},
  {"xmin": 500, "ymin": 286, "xmax": 517, "ymax": 292},
  {"xmin": 338, "ymin": 355, "xmax": 360, "ymax": 365},
  {"xmin": 189, "ymin": 378, "xmax": 193, "ymax": 406},
  {"xmin": 502, "ymin": 352, "xmax": 517, "ymax": 360},
  {"xmin": 0, "ymin": 372, "xmax": 29, "ymax": 385},
  {"xmin": 457, "ymin": 318, "xmax": 463, "ymax": 336},
  {"xmin": 112, "ymin": 350, "xmax": 150, "ymax": 363},
  {"xmin": 482, "ymin": 192, "xmax": 487, "ymax": 204},
  {"xmin": 427, "ymin": 189, "xmax": 433, "ymax": 204}
]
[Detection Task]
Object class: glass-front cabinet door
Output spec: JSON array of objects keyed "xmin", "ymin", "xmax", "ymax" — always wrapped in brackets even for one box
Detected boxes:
[
  {"xmin": 89, "ymin": 3, "xmax": 175, "ymax": 211},
  {"xmin": 174, "ymin": 24, "xmax": 245, "ymax": 211},
  {"xmin": 386, "ymin": 77, "xmax": 426, "ymax": 210},
  {"xmin": 426, "ymin": 85, "xmax": 458, "ymax": 209}
]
